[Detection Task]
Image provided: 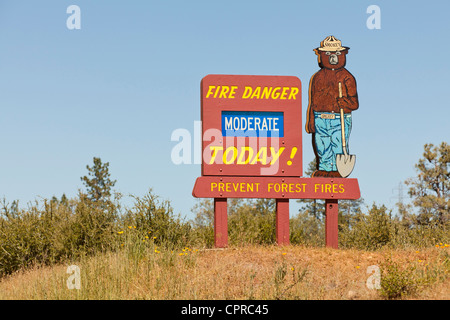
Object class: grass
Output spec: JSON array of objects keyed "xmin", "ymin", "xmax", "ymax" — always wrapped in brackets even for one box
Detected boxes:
[{"xmin": 0, "ymin": 244, "xmax": 448, "ymax": 300}]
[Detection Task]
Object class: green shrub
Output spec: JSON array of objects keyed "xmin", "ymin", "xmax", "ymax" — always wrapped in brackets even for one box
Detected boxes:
[
  {"xmin": 228, "ymin": 199, "xmax": 276, "ymax": 245},
  {"xmin": 289, "ymin": 211, "xmax": 324, "ymax": 246},
  {"xmin": 0, "ymin": 195, "xmax": 121, "ymax": 278},
  {"xmin": 0, "ymin": 190, "xmax": 192, "ymax": 278},
  {"xmin": 379, "ymin": 258, "xmax": 419, "ymax": 299},
  {"xmin": 120, "ymin": 190, "xmax": 192, "ymax": 249},
  {"xmin": 339, "ymin": 204, "xmax": 393, "ymax": 250},
  {"xmin": 0, "ymin": 203, "xmax": 53, "ymax": 276},
  {"xmin": 190, "ymin": 198, "xmax": 277, "ymax": 246}
]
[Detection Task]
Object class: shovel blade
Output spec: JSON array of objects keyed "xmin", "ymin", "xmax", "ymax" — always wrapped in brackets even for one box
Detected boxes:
[{"xmin": 336, "ymin": 154, "xmax": 356, "ymax": 178}]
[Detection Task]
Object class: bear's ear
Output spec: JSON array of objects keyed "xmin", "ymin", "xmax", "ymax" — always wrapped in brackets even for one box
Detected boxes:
[
  {"xmin": 341, "ymin": 48, "xmax": 349, "ymax": 55},
  {"xmin": 314, "ymin": 49, "xmax": 322, "ymax": 63}
]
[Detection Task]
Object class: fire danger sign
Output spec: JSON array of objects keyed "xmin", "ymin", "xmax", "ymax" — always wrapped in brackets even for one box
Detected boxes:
[{"xmin": 201, "ymin": 74, "xmax": 302, "ymax": 177}]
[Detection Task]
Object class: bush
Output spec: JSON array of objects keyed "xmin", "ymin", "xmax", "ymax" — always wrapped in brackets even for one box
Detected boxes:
[
  {"xmin": 228, "ymin": 199, "xmax": 276, "ymax": 245},
  {"xmin": 379, "ymin": 258, "xmax": 419, "ymax": 299},
  {"xmin": 120, "ymin": 190, "xmax": 192, "ymax": 249},
  {"xmin": 0, "ymin": 195, "xmax": 121, "ymax": 277},
  {"xmin": 0, "ymin": 201, "xmax": 54, "ymax": 276},
  {"xmin": 339, "ymin": 204, "xmax": 393, "ymax": 250},
  {"xmin": 190, "ymin": 198, "xmax": 277, "ymax": 246},
  {"xmin": 0, "ymin": 190, "xmax": 191, "ymax": 278},
  {"xmin": 289, "ymin": 211, "xmax": 324, "ymax": 246}
]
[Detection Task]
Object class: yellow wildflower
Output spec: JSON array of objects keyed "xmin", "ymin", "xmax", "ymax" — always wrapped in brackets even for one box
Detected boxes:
[{"xmin": 118, "ymin": 231, "xmax": 124, "ymax": 234}]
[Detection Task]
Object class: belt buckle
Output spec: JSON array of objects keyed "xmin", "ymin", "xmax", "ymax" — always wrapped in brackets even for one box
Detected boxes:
[{"xmin": 320, "ymin": 113, "xmax": 336, "ymax": 120}]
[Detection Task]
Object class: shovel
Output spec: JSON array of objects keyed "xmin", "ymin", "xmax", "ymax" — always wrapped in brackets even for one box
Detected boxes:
[{"xmin": 336, "ymin": 82, "xmax": 356, "ymax": 178}]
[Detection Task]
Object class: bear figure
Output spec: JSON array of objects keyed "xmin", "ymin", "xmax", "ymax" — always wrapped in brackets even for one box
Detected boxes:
[{"xmin": 305, "ymin": 35, "xmax": 359, "ymax": 177}]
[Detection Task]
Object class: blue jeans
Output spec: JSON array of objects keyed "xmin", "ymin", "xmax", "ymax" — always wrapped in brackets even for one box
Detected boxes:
[{"xmin": 314, "ymin": 111, "xmax": 352, "ymax": 172}]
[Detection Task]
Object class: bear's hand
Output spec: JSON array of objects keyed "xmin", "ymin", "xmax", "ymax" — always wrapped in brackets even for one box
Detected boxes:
[
  {"xmin": 306, "ymin": 121, "xmax": 315, "ymax": 134},
  {"xmin": 336, "ymin": 97, "xmax": 351, "ymax": 109},
  {"xmin": 306, "ymin": 126, "xmax": 315, "ymax": 134}
]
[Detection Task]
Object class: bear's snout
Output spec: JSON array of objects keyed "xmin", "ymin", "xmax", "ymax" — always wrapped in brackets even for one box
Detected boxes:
[{"xmin": 329, "ymin": 54, "xmax": 339, "ymax": 65}]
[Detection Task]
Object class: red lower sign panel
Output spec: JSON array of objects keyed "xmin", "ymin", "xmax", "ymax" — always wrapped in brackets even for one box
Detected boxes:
[{"xmin": 192, "ymin": 176, "xmax": 360, "ymax": 200}]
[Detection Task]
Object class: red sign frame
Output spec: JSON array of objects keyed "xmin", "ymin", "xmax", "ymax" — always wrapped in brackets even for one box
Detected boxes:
[{"xmin": 201, "ymin": 74, "xmax": 302, "ymax": 177}]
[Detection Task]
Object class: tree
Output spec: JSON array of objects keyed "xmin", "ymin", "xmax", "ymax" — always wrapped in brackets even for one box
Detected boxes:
[
  {"xmin": 297, "ymin": 160, "xmax": 325, "ymax": 220},
  {"xmin": 406, "ymin": 142, "xmax": 450, "ymax": 225},
  {"xmin": 60, "ymin": 194, "xmax": 68, "ymax": 206},
  {"xmin": 81, "ymin": 157, "xmax": 117, "ymax": 203},
  {"xmin": 191, "ymin": 199, "xmax": 214, "ymax": 228}
]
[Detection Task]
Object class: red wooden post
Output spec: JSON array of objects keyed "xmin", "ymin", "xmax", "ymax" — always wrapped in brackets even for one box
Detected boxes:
[
  {"xmin": 325, "ymin": 199, "xmax": 339, "ymax": 249},
  {"xmin": 214, "ymin": 198, "xmax": 228, "ymax": 248},
  {"xmin": 276, "ymin": 199, "xmax": 290, "ymax": 246}
]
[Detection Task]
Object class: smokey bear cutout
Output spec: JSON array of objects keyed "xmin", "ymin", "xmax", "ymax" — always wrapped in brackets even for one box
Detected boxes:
[{"xmin": 306, "ymin": 35, "xmax": 359, "ymax": 178}]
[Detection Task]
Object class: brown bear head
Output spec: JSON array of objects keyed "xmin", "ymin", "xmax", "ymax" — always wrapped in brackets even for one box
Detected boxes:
[{"xmin": 314, "ymin": 49, "xmax": 349, "ymax": 70}]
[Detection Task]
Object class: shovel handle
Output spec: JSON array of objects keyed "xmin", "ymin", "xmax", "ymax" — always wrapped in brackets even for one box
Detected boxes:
[{"xmin": 338, "ymin": 82, "xmax": 347, "ymax": 155}]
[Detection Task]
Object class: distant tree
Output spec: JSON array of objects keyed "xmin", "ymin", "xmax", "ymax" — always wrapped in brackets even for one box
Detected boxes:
[
  {"xmin": 297, "ymin": 160, "xmax": 325, "ymax": 220},
  {"xmin": 338, "ymin": 197, "xmax": 365, "ymax": 231},
  {"xmin": 60, "ymin": 194, "xmax": 68, "ymax": 206},
  {"xmin": 191, "ymin": 199, "xmax": 214, "ymax": 227},
  {"xmin": 406, "ymin": 142, "xmax": 450, "ymax": 225},
  {"xmin": 254, "ymin": 198, "xmax": 275, "ymax": 216},
  {"xmin": 81, "ymin": 157, "xmax": 117, "ymax": 203},
  {"xmin": 10, "ymin": 200, "xmax": 19, "ymax": 215}
]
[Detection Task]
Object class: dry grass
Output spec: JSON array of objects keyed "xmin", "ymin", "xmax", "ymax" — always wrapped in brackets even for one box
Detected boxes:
[{"xmin": 0, "ymin": 245, "xmax": 448, "ymax": 300}]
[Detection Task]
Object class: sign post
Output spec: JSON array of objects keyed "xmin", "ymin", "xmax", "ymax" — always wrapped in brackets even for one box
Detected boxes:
[
  {"xmin": 276, "ymin": 199, "xmax": 290, "ymax": 246},
  {"xmin": 325, "ymin": 199, "xmax": 339, "ymax": 249},
  {"xmin": 192, "ymin": 72, "xmax": 361, "ymax": 248},
  {"xmin": 213, "ymin": 198, "xmax": 228, "ymax": 248}
]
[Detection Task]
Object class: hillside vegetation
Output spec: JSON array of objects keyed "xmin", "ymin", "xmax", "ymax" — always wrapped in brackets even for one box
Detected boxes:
[{"xmin": 0, "ymin": 143, "xmax": 448, "ymax": 300}]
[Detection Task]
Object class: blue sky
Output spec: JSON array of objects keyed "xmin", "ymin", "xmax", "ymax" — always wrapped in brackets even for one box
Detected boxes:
[{"xmin": 0, "ymin": 1, "xmax": 449, "ymax": 219}]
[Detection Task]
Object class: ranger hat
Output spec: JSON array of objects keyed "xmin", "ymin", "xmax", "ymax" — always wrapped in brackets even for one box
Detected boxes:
[{"xmin": 315, "ymin": 36, "xmax": 349, "ymax": 52}]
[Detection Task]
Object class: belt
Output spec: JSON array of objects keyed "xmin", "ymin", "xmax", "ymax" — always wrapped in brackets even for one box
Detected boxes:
[{"xmin": 315, "ymin": 112, "xmax": 351, "ymax": 120}]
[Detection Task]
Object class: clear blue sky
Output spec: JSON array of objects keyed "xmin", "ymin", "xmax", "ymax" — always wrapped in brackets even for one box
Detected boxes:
[{"xmin": 0, "ymin": 1, "xmax": 449, "ymax": 219}]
